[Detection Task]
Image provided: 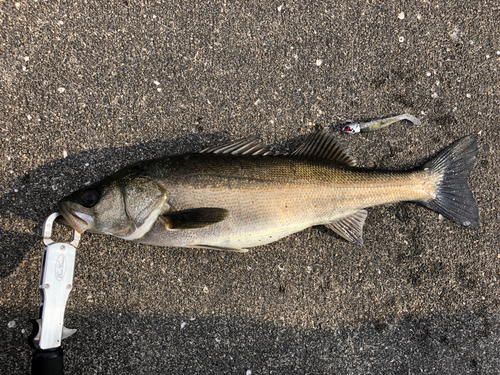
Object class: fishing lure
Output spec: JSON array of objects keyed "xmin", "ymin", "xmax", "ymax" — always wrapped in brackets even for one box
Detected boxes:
[{"xmin": 342, "ymin": 114, "xmax": 421, "ymax": 134}]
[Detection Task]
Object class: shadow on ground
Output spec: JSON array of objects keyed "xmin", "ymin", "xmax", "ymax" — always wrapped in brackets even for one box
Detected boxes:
[{"xmin": 6, "ymin": 308, "xmax": 499, "ymax": 374}]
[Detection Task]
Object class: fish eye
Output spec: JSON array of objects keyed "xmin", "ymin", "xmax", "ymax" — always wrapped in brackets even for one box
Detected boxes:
[
  {"xmin": 80, "ymin": 189, "xmax": 100, "ymax": 207},
  {"xmin": 344, "ymin": 126, "xmax": 351, "ymax": 131}
]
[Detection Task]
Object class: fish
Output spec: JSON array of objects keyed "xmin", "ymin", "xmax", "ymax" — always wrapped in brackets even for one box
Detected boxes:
[
  {"xmin": 341, "ymin": 114, "xmax": 421, "ymax": 134},
  {"xmin": 58, "ymin": 132, "xmax": 479, "ymax": 251}
]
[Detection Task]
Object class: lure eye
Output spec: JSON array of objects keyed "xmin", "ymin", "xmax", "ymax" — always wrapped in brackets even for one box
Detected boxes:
[
  {"xmin": 344, "ymin": 126, "xmax": 351, "ymax": 132},
  {"xmin": 80, "ymin": 189, "xmax": 100, "ymax": 207}
]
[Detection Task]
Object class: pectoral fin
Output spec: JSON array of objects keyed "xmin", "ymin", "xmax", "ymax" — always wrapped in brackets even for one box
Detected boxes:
[
  {"xmin": 162, "ymin": 207, "xmax": 229, "ymax": 229},
  {"xmin": 325, "ymin": 210, "xmax": 368, "ymax": 246}
]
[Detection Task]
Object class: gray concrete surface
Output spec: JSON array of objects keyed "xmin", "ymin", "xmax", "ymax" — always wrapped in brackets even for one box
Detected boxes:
[{"xmin": 1, "ymin": 1, "xmax": 499, "ymax": 374}]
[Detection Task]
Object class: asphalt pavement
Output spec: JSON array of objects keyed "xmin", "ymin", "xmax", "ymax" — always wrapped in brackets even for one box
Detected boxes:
[{"xmin": 1, "ymin": 1, "xmax": 499, "ymax": 374}]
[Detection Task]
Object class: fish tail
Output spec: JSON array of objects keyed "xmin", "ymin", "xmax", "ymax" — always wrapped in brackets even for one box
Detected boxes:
[{"xmin": 421, "ymin": 135, "xmax": 479, "ymax": 227}]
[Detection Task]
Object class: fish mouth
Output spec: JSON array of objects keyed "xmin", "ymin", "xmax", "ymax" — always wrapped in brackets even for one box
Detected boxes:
[{"xmin": 59, "ymin": 204, "xmax": 93, "ymax": 234}]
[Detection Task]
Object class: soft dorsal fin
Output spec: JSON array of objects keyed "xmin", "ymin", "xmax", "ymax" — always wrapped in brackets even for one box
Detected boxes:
[
  {"xmin": 292, "ymin": 132, "xmax": 356, "ymax": 166},
  {"xmin": 199, "ymin": 136, "xmax": 276, "ymax": 156},
  {"xmin": 325, "ymin": 209, "xmax": 368, "ymax": 246}
]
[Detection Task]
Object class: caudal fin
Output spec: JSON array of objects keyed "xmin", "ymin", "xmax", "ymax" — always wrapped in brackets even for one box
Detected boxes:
[{"xmin": 421, "ymin": 135, "xmax": 479, "ymax": 227}]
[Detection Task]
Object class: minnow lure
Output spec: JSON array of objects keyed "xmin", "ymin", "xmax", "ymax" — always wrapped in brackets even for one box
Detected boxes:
[{"xmin": 342, "ymin": 114, "xmax": 421, "ymax": 134}]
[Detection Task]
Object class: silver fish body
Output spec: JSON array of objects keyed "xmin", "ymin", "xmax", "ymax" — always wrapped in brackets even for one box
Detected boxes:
[{"xmin": 59, "ymin": 132, "xmax": 479, "ymax": 251}]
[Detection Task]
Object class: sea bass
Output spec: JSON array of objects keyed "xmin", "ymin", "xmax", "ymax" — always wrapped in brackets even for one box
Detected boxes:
[{"xmin": 59, "ymin": 132, "xmax": 479, "ymax": 251}]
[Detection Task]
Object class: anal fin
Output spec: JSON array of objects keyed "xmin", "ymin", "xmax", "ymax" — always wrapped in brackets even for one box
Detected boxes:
[{"xmin": 325, "ymin": 209, "xmax": 368, "ymax": 246}]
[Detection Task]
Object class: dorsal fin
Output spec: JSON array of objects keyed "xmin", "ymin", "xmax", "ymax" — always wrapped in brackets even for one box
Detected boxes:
[
  {"xmin": 292, "ymin": 132, "xmax": 356, "ymax": 166},
  {"xmin": 199, "ymin": 136, "xmax": 276, "ymax": 156}
]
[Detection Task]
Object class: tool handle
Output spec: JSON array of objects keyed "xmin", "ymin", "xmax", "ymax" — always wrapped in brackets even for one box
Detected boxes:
[{"xmin": 31, "ymin": 347, "xmax": 64, "ymax": 375}]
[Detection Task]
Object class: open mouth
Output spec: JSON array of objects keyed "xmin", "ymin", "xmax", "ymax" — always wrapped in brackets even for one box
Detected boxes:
[{"xmin": 59, "ymin": 204, "xmax": 93, "ymax": 233}]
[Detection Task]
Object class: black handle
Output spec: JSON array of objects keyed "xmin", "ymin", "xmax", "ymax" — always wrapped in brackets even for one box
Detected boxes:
[{"xmin": 31, "ymin": 347, "xmax": 64, "ymax": 375}]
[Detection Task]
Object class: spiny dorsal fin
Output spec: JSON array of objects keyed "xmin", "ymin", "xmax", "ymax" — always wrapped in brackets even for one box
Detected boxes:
[
  {"xmin": 292, "ymin": 132, "xmax": 356, "ymax": 166},
  {"xmin": 199, "ymin": 136, "xmax": 276, "ymax": 156},
  {"xmin": 162, "ymin": 207, "xmax": 228, "ymax": 229},
  {"xmin": 325, "ymin": 209, "xmax": 368, "ymax": 246}
]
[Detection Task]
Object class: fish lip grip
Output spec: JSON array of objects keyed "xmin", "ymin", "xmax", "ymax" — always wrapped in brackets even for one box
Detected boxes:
[
  {"xmin": 43, "ymin": 212, "xmax": 81, "ymax": 248},
  {"xmin": 30, "ymin": 212, "xmax": 79, "ymax": 351}
]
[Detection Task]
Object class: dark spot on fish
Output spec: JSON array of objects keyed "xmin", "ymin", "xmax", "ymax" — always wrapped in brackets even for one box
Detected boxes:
[
  {"xmin": 314, "ymin": 124, "xmax": 323, "ymax": 132},
  {"xmin": 439, "ymin": 335, "xmax": 449, "ymax": 345},
  {"xmin": 480, "ymin": 159, "xmax": 488, "ymax": 167},
  {"xmin": 197, "ymin": 125, "xmax": 204, "ymax": 132}
]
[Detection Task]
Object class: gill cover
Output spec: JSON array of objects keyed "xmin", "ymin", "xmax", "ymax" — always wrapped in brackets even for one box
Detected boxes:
[{"xmin": 114, "ymin": 176, "xmax": 170, "ymax": 240}]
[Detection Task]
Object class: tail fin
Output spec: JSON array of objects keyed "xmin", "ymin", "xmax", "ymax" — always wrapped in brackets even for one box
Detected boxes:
[{"xmin": 421, "ymin": 135, "xmax": 479, "ymax": 227}]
